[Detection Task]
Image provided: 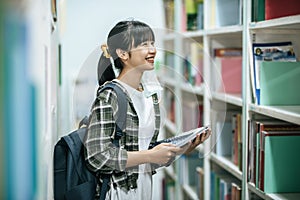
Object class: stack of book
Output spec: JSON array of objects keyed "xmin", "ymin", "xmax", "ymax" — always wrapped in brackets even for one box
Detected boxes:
[
  {"xmin": 250, "ymin": 41, "xmax": 300, "ymax": 105},
  {"xmin": 247, "ymin": 119, "xmax": 300, "ymax": 193}
]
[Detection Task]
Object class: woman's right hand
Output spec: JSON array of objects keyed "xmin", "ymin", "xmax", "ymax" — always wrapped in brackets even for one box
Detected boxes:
[{"xmin": 149, "ymin": 143, "xmax": 182, "ymax": 166}]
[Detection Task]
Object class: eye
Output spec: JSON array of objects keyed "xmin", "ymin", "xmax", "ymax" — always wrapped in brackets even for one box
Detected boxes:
[
  {"xmin": 138, "ymin": 41, "xmax": 156, "ymax": 49},
  {"xmin": 141, "ymin": 42, "xmax": 148, "ymax": 47}
]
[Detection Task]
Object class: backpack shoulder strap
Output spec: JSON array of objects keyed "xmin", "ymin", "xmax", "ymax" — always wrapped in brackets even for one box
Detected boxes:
[
  {"xmin": 98, "ymin": 82, "xmax": 128, "ymax": 145},
  {"xmin": 97, "ymin": 82, "xmax": 128, "ymax": 200}
]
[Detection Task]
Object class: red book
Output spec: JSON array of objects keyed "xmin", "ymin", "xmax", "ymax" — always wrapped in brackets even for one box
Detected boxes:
[
  {"xmin": 216, "ymin": 56, "xmax": 242, "ymax": 94},
  {"xmin": 265, "ymin": 0, "xmax": 300, "ymax": 20}
]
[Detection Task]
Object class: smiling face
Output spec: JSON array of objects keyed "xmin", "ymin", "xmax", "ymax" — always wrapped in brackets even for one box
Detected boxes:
[{"xmin": 127, "ymin": 40, "xmax": 157, "ymax": 72}]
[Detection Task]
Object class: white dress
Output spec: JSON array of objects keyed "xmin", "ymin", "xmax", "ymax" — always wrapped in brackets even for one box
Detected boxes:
[{"xmin": 108, "ymin": 79, "xmax": 155, "ymax": 200}]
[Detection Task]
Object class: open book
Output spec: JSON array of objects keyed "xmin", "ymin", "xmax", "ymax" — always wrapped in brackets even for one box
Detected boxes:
[{"xmin": 150, "ymin": 126, "xmax": 210, "ymax": 148}]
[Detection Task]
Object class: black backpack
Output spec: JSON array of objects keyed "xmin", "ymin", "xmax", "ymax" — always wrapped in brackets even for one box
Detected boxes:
[{"xmin": 53, "ymin": 82, "xmax": 128, "ymax": 200}]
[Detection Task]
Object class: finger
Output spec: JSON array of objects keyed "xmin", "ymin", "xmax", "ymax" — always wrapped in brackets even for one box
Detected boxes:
[
  {"xmin": 200, "ymin": 133, "xmax": 205, "ymax": 142},
  {"xmin": 192, "ymin": 134, "xmax": 202, "ymax": 145},
  {"xmin": 202, "ymin": 130, "xmax": 211, "ymax": 140},
  {"xmin": 161, "ymin": 143, "xmax": 177, "ymax": 148},
  {"xmin": 169, "ymin": 146, "xmax": 182, "ymax": 153}
]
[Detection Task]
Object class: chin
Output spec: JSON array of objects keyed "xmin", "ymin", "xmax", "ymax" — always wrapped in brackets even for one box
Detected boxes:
[
  {"xmin": 137, "ymin": 63, "xmax": 155, "ymax": 71},
  {"xmin": 147, "ymin": 62, "xmax": 155, "ymax": 69}
]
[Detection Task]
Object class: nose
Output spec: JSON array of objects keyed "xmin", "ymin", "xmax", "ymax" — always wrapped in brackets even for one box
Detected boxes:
[{"xmin": 149, "ymin": 45, "xmax": 156, "ymax": 54}]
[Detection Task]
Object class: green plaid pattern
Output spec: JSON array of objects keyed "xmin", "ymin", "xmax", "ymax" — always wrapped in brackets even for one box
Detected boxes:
[{"xmin": 84, "ymin": 80, "xmax": 160, "ymax": 191}]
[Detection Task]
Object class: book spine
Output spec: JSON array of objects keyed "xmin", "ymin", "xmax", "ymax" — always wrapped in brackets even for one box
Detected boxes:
[{"xmin": 214, "ymin": 48, "xmax": 242, "ymax": 57}]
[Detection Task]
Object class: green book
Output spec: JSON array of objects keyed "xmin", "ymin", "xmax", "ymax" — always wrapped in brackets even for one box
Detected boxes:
[
  {"xmin": 185, "ymin": 0, "xmax": 198, "ymax": 30},
  {"xmin": 255, "ymin": 131, "xmax": 260, "ymax": 188},
  {"xmin": 260, "ymin": 61, "xmax": 300, "ymax": 105},
  {"xmin": 263, "ymin": 131, "xmax": 300, "ymax": 193},
  {"xmin": 252, "ymin": 0, "xmax": 265, "ymax": 22}
]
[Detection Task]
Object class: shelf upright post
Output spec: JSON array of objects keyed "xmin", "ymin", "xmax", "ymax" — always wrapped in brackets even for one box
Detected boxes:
[
  {"xmin": 242, "ymin": 0, "xmax": 252, "ymax": 199},
  {"xmin": 174, "ymin": 0, "xmax": 183, "ymax": 199},
  {"xmin": 203, "ymin": 37, "xmax": 211, "ymax": 200},
  {"xmin": 202, "ymin": 0, "xmax": 211, "ymax": 200}
]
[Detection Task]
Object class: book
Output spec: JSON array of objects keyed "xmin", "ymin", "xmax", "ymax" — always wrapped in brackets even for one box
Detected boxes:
[
  {"xmin": 219, "ymin": 178, "xmax": 231, "ymax": 200},
  {"xmin": 251, "ymin": 0, "xmax": 265, "ymax": 22},
  {"xmin": 208, "ymin": 0, "xmax": 217, "ymax": 28},
  {"xmin": 163, "ymin": 0, "xmax": 175, "ymax": 30},
  {"xmin": 260, "ymin": 61, "xmax": 300, "ymax": 105},
  {"xmin": 251, "ymin": 120, "xmax": 300, "ymax": 189},
  {"xmin": 215, "ymin": 121, "xmax": 232, "ymax": 157},
  {"xmin": 219, "ymin": 175, "xmax": 240, "ymax": 200},
  {"xmin": 182, "ymin": 100, "xmax": 203, "ymax": 132},
  {"xmin": 214, "ymin": 48, "xmax": 242, "ymax": 57},
  {"xmin": 164, "ymin": 88, "xmax": 175, "ymax": 123},
  {"xmin": 216, "ymin": 0, "xmax": 242, "ymax": 27},
  {"xmin": 196, "ymin": 1, "xmax": 204, "ymax": 30},
  {"xmin": 265, "ymin": 0, "xmax": 300, "ymax": 20},
  {"xmin": 261, "ymin": 130, "xmax": 300, "ymax": 193},
  {"xmin": 213, "ymin": 48, "xmax": 242, "ymax": 94},
  {"xmin": 184, "ymin": 42, "xmax": 204, "ymax": 86},
  {"xmin": 236, "ymin": 114, "xmax": 242, "ymax": 171},
  {"xmin": 251, "ymin": 41, "xmax": 297, "ymax": 104},
  {"xmin": 218, "ymin": 56, "xmax": 242, "ymax": 94},
  {"xmin": 191, "ymin": 42, "xmax": 204, "ymax": 86},
  {"xmin": 231, "ymin": 182, "xmax": 242, "ymax": 200},
  {"xmin": 162, "ymin": 178, "xmax": 175, "ymax": 200},
  {"xmin": 231, "ymin": 113, "xmax": 242, "ymax": 168},
  {"xmin": 210, "ymin": 171, "xmax": 216, "ymax": 200},
  {"xmin": 150, "ymin": 126, "xmax": 210, "ymax": 148},
  {"xmin": 196, "ymin": 167, "xmax": 204, "ymax": 200},
  {"xmin": 185, "ymin": 0, "xmax": 198, "ymax": 31},
  {"xmin": 247, "ymin": 119, "xmax": 256, "ymax": 183},
  {"xmin": 187, "ymin": 151, "xmax": 204, "ymax": 186}
]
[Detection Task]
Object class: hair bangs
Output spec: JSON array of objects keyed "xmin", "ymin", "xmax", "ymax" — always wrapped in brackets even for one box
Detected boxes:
[{"xmin": 131, "ymin": 25, "xmax": 155, "ymax": 48}]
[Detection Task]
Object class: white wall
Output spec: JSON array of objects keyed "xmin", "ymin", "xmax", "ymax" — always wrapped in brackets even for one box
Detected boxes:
[{"xmin": 60, "ymin": 1, "xmax": 166, "ymax": 199}]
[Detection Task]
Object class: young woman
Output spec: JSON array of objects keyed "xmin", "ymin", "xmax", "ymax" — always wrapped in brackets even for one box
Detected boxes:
[{"xmin": 84, "ymin": 19, "xmax": 211, "ymax": 200}]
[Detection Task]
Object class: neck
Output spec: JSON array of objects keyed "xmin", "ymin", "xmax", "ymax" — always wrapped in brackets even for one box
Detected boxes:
[{"xmin": 117, "ymin": 68, "xmax": 143, "ymax": 90}]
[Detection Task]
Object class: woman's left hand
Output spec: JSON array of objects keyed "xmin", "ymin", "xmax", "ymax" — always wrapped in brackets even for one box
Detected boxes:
[{"xmin": 183, "ymin": 128, "xmax": 212, "ymax": 155}]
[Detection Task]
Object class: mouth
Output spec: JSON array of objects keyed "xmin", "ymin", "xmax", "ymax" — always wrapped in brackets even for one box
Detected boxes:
[{"xmin": 146, "ymin": 56, "xmax": 155, "ymax": 63}]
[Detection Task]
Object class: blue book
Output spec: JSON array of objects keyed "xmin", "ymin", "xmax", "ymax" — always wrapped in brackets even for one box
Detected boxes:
[{"xmin": 197, "ymin": 2, "xmax": 204, "ymax": 30}]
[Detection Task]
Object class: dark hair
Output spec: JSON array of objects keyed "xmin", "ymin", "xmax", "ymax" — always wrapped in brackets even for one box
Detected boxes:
[{"xmin": 97, "ymin": 20, "xmax": 155, "ymax": 86}]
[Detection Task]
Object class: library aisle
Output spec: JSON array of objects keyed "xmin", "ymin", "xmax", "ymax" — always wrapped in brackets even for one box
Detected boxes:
[{"xmin": 2, "ymin": 0, "xmax": 300, "ymax": 200}]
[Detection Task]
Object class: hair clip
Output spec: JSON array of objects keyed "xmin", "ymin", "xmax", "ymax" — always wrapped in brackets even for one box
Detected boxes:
[
  {"xmin": 101, "ymin": 44, "xmax": 118, "ymax": 77},
  {"xmin": 101, "ymin": 44, "xmax": 111, "ymax": 58}
]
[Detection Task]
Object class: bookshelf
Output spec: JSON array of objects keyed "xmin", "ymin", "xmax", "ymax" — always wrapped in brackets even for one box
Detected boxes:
[
  {"xmin": 0, "ymin": 1, "xmax": 62, "ymax": 199},
  {"xmin": 159, "ymin": 0, "xmax": 300, "ymax": 199}
]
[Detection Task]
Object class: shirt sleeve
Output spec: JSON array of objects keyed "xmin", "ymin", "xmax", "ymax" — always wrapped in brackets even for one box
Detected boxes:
[{"xmin": 84, "ymin": 89, "xmax": 128, "ymax": 173}]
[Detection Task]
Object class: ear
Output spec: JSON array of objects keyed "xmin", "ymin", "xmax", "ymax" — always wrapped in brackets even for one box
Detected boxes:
[{"xmin": 116, "ymin": 49, "xmax": 128, "ymax": 61}]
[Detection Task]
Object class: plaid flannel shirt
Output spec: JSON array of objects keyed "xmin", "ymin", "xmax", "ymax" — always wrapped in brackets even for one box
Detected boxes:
[{"xmin": 84, "ymin": 80, "xmax": 160, "ymax": 192}]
